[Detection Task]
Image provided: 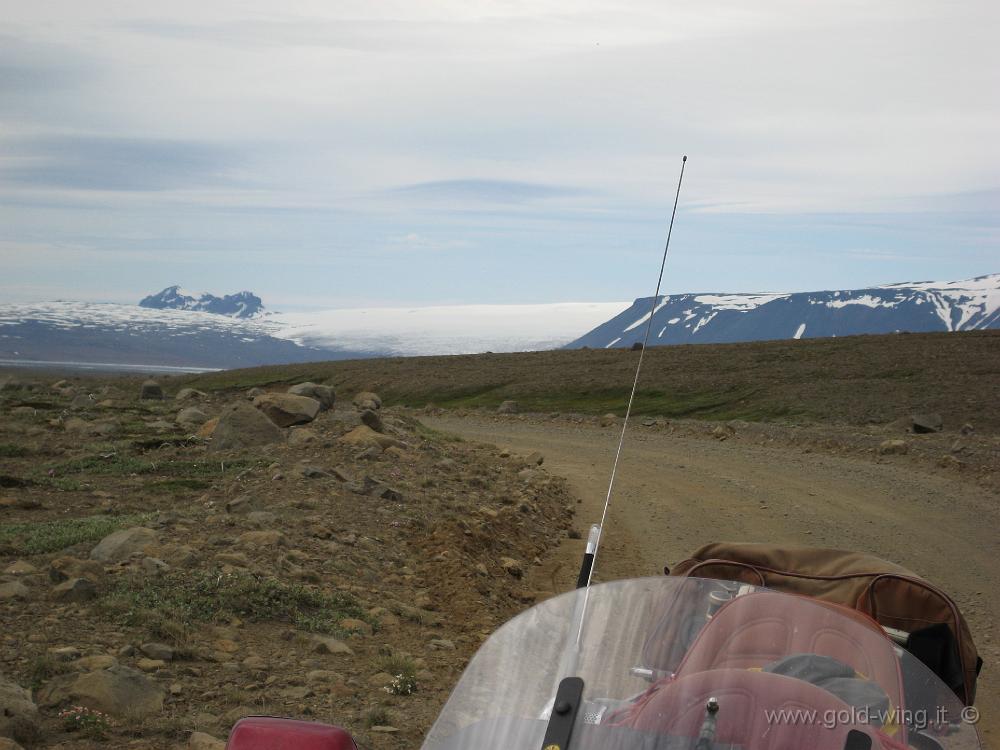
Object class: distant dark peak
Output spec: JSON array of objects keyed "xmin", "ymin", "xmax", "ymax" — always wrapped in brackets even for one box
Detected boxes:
[{"xmin": 139, "ymin": 286, "xmax": 265, "ymax": 319}]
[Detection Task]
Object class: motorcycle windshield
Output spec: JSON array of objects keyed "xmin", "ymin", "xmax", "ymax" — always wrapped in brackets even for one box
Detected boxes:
[{"xmin": 422, "ymin": 577, "xmax": 981, "ymax": 750}]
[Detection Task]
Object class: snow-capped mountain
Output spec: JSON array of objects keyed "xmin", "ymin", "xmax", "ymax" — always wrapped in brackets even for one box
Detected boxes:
[
  {"xmin": 139, "ymin": 286, "xmax": 265, "ymax": 319},
  {"xmin": 567, "ymin": 274, "xmax": 1000, "ymax": 349},
  {"xmin": 0, "ymin": 302, "xmax": 353, "ymax": 371},
  {"xmin": 0, "ymin": 299, "xmax": 624, "ymax": 371}
]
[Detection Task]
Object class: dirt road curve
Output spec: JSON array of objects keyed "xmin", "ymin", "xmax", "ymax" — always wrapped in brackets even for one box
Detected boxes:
[{"xmin": 426, "ymin": 415, "xmax": 1000, "ymax": 745}]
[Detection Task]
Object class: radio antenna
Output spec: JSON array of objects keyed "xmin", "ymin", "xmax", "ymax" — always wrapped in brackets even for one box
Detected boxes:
[{"xmin": 577, "ymin": 155, "xmax": 688, "ymax": 590}]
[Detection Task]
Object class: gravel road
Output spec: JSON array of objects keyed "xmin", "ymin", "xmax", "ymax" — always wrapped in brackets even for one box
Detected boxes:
[{"xmin": 426, "ymin": 414, "xmax": 1000, "ymax": 745}]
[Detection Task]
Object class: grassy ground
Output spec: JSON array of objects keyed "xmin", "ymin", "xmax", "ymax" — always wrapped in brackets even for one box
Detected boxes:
[{"xmin": 174, "ymin": 330, "xmax": 1000, "ymax": 432}]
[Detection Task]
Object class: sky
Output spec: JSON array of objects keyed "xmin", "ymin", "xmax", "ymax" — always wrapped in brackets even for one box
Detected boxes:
[{"xmin": 1, "ymin": 0, "xmax": 997, "ymax": 310}]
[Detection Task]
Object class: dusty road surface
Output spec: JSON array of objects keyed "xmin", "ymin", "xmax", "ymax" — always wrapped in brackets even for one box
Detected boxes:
[{"xmin": 426, "ymin": 414, "xmax": 1000, "ymax": 746}]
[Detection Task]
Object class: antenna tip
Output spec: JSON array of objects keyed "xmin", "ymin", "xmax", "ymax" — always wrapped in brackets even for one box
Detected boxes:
[{"xmin": 683, "ymin": 155, "xmax": 688, "ymax": 162}]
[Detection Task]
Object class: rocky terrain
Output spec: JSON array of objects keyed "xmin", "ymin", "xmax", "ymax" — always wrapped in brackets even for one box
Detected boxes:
[
  {"xmin": 0, "ymin": 375, "xmax": 576, "ymax": 749},
  {"xmin": 181, "ymin": 330, "xmax": 1000, "ymax": 434}
]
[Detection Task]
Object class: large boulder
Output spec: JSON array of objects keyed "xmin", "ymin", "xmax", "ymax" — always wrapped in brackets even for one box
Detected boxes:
[
  {"xmin": 139, "ymin": 380, "xmax": 164, "ymax": 400},
  {"xmin": 253, "ymin": 393, "xmax": 321, "ymax": 428},
  {"xmin": 208, "ymin": 405, "xmax": 283, "ymax": 452},
  {"xmin": 0, "ymin": 675, "xmax": 39, "ymax": 743},
  {"xmin": 89, "ymin": 527, "xmax": 158, "ymax": 563},
  {"xmin": 38, "ymin": 664, "xmax": 164, "ymax": 718},
  {"xmin": 288, "ymin": 383, "xmax": 335, "ymax": 411},
  {"xmin": 352, "ymin": 392, "xmax": 382, "ymax": 411}
]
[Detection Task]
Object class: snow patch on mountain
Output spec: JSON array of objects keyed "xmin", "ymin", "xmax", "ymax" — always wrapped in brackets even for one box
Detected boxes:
[{"xmin": 568, "ymin": 273, "xmax": 1000, "ymax": 349}]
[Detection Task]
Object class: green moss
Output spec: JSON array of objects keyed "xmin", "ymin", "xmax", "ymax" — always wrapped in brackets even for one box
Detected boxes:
[
  {"xmin": 105, "ymin": 571, "xmax": 368, "ymax": 634},
  {"xmin": 0, "ymin": 513, "xmax": 154, "ymax": 555},
  {"xmin": 0, "ymin": 443, "xmax": 29, "ymax": 458}
]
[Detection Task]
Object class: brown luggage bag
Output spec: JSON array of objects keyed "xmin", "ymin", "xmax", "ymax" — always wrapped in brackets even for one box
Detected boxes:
[{"xmin": 668, "ymin": 542, "xmax": 982, "ymax": 705}]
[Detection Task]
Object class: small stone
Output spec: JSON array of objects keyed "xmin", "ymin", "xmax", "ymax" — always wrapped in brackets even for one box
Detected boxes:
[
  {"xmin": 310, "ymin": 635, "xmax": 354, "ymax": 655},
  {"xmin": 175, "ymin": 388, "xmax": 208, "ymax": 401},
  {"xmin": 141, "ymin": 557, "xmax": 170, "ymax": 575},
  {"xmin": 177, "ymin": 407, "xmax": 209, "ymax": 427},
  {"xmin": 70, "ymin": 393, "xmax": 93, "ymax": 410},
  {"xmin": 214, "ymin": 639, "xmax": 239, "ymax": 653},
  {"xmin": 288, "ymin": 428, "xmax": 318, "ymax": 447},
  {"xmin": 429, "ymin": 638, "xmax": 455, "ymax": 650},
  {"xmin": 140, "ymin": 643, "xmax": 175, "ymax": 661},
  {"xmin": 525, "ymin": 451, "xmax": 544, "ymax": 466},
  {"xmin": 911, "ymin": 413, "xmax": 943, "ymax": 433},
  {"xmin": 0, "ymin": 581, "xmax": 31, "ymax": 601},
  {"xmin": 72, "ymin": 654, "xmax": 118, "ymax": 671},
  {"xmin": 136, "ymin": 658, "xmax": 166, "ymax": 672},
  {"xmin": 2, "ymin": 561, "xmax": 36, "ymax": 576},
  {"xmin": 287, "ymin": 383, "xmax": 335, "ymax": 411},
  {"xmin": 48, "ymin": 646, "xmax": 82, "ymax": 661},
  {"xmin": 51, "ymin": 577, "xmax": 97, "ymax": 602},
  {"xmin": 352, "ymin": 391, "xmax": 382, "ymax": 411},
  {"xmin": 497, "ymin": 400, "xmax": 519, "ymax": 414},
  {"xmin": 90, "ymin": 527, "xmax": 158, "ymax": 563},
  {"xmin": 500, "ymin": 557, "xmax": 524, "ymax": 578},
  {"xmin": 139, "ymin": 380, "xmax": 164, "ymax": 400},
  {"xmin": 878, "ymin": 439, "xmax": 909, "ymax": 456},
  {"xmin": 49, "ymin": 557, "xmax": 105, "ymax": 583}
]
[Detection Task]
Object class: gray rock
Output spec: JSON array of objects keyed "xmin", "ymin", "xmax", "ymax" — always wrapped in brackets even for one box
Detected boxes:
[
  {"xmin": 526, "ymin": 451, "xmax": 544, "ymax": 466},
  {"xmin": 139, "ymin": 380, "xmax": 164, "ymax": 400},
  {"xmin": 288, "ymin": 383, "xmax": 335, "ymax": 411},
  {"xmin": 247, "ymin": 387, "xmax": 266, "ymax": 400},
  {"xmin": 497, "ymin": 400, "xmax": 519, "ymax": 414},
  {"xmin": 140, "ymin": 643, "xmax": 175, "ymax": 661},
  {"xmin": 89, "ymin": 527, "xmax": 158, "ymax": 563},
  {"xmin": 69, "ymin": 393, "xmax": 93, "ymax": 410},
  {"xmin": 352, "ymin": 391, "xmax": 382, "ymax": 411},
  {"xmin": 253, "ymin": 393, "xmax": 321, "ymax": 428},
  {"xmin": 49, "ymin": 557, "xmax": 104, "ymax": 584},
  {"xmin": 51, "ymin": 577, "xmax": 97, "ymax": 603},
  {"xmin": 500, "ymin": 557, "xmax": 524, "ymax": 578},
  {"xmin": 38, "ymin": 664, "xmax": 164, "ymax": 718},
  {"xmin": 359, "ymin": 409, "xmax": 384, "ymax": 433},
  {"xmin": 287, "ymin": 428, "xmax": 318, "ymax": 447},
  {"xmin": 189, "ymin": 731, "xmax": 226, "ymax": 750},
  {"xmin": 0, "ymin": 581, "xmax": 31, "ymax": 601},
  {"xmin": 0, "ymin": 675, "xmax": 39, "ymax": 743},
  {"xmin": 878, "ymin": 439, "xmax": 909, "ymax": 455},
  {"xmin": 177, "ymin": 407, "xmax": 209, "ymax": 427},
  {"xmin": 208, "ymin": 405, "xmax": 283, "ymax": 452},
  {"xmin": 140, "ymin": 557, "xmax": 170, "ymax": 575},
  {"xmin": 175, "ymin": 388, "xmax": 208, "ymax": 401},
  {"xmin": 911, "ymin": 413, "xmax": 943, "ymax": 433},
  {"xmin": 310, "ymin": 635, "xmax": 354, "ymax": 655}
]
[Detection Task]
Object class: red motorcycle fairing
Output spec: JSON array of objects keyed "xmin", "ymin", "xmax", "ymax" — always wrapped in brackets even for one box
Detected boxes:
[{"xmin": 226, "ymin": 717, "xmax": 358, "ymax": 750}]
